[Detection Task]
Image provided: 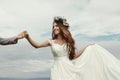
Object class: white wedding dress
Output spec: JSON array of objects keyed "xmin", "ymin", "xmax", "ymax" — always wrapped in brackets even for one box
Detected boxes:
[{"xmin": 48, "ymin": 39, "xmax": 120, "ymax": 80}]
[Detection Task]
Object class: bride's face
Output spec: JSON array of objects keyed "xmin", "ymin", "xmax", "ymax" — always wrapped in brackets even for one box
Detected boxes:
[{"xmin": 53, "ymin": 22, "xmax": 61, "ymax": 35}]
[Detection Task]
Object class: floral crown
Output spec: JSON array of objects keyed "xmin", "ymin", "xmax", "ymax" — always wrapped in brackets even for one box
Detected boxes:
[{"xmin": 54, "ymin": 16, "xmax": 69, "ymax": 28}]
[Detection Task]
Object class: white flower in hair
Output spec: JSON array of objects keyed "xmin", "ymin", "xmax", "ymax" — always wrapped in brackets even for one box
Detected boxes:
[
  {"xmin": 63, "ymin": 19, "xmax": 69, "ymax": 26},
  {"xmin": 54, "ymin": 16, "xmax": 62, "ymax": 21},
  {"xmin": 54, "ymin": 16, "xmax": 69, "ymax": 27}
]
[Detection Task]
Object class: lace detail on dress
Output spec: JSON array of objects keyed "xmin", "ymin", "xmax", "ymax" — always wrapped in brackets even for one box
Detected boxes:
[{"xmin": 48, "ymin": 39, "xmax": 69, "ymax": 57}]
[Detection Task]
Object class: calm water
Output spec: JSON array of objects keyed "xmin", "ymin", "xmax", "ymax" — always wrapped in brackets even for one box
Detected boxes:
[{"xmin": 0, "ymin": 78, "xmax": 49, "ymax": 80}]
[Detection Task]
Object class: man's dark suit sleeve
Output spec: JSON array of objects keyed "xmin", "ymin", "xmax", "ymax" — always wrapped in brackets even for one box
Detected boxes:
[{"xmin": 0, "ymin": 37, "xmax": 18, "ymax": 45}]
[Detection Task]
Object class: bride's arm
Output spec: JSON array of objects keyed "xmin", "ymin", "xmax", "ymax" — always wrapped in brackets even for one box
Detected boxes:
[{"xmin": 25, "ymin": 31, "xmax": 50, "ymax": 48}]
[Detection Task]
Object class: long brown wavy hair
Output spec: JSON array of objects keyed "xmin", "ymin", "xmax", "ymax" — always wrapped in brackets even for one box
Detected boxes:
[{"xmin": 52, "ymin": 17, "xmax": 75, "ymax": 60}]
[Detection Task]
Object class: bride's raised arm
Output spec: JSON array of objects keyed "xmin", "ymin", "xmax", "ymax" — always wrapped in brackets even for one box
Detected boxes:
[{"xmin": 24, "ymin": 31, "xmax": 50, "ymax": 48}]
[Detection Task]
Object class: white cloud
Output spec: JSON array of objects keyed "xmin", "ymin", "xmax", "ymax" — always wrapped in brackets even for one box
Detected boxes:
[
  {"xmin": 69, "ymin": 0, "xmax": 120, "ymax": 37},
  {"xmin": 0, "ymin": 60, "xmax": 53, "ymax": 78},
  {"xmin": 0, "ymin": 0, "xmax": 89, "ymax": 37},
  {"xmin": 0, "ymin": 0, "xmax": 119, "ymax": 37}
]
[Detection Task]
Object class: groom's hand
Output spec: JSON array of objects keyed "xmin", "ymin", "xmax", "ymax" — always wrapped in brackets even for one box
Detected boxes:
[{"xmin": 16, "ymin": 31, "xmax": 26, "ymax": 39}]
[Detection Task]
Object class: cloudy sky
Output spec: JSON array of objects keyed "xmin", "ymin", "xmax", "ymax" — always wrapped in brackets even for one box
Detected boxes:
[{"xmin": 0, "ymin": 0, "xmax": 120, "ymax": 79}]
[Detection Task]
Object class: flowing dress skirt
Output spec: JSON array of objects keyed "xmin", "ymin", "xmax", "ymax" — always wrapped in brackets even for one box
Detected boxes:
[{"xmin": 50, "ymin": 44, "xmax": 120, "ymax": 80}]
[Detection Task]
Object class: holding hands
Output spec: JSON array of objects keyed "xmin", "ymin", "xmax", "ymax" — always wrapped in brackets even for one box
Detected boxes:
[
  {"xmin": 16, "ymin": 31, "xmax": 29, "ymax": 39},
  {"xmin": 0, "ymin": 31, "xmax": 29, "ymax": 45}
]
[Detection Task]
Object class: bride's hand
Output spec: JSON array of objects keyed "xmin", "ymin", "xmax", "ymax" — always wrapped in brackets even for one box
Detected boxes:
[{"xmin": 23, "ymin": 31, "xmax": 29, "ymax": 39}]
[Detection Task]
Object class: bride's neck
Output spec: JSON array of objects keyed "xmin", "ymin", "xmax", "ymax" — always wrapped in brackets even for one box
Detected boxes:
[{"xmin": 57, "ymin": 34, "xmax": 63, "ymax": 40}]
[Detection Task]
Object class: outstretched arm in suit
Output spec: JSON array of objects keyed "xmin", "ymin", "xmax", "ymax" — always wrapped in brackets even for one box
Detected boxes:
[{"xmin": 0, "ymin": 31, "xmax": 25, "ymax": 45}]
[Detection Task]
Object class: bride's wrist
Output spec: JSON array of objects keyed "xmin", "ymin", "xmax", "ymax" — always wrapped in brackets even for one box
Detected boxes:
[{"xmin": 25, "ymin": 34, "xmax": 29, "ymax": 39}]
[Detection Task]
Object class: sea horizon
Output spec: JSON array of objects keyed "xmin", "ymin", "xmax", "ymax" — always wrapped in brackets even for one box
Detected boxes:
[{"xmin": 0, "ymin": 77, "xmax": 49, "ymax": 80}]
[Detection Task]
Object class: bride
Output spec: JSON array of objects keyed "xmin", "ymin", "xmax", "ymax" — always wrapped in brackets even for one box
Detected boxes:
[{"xmin": 23, "ymin": 16, "xmax": 120, "ymax": 80}]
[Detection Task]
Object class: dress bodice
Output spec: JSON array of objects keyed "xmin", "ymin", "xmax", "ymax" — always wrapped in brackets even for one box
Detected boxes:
[{"xmin": 48, "ymin": 39, "xmax": 69, "ymax": 58}]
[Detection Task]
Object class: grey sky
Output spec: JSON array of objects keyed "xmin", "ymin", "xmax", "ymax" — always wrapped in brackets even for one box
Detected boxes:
[{"xmin": 0, "ymin": 0, "xmax": 120, "ymax": 78}]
